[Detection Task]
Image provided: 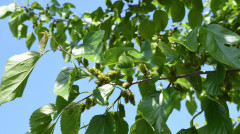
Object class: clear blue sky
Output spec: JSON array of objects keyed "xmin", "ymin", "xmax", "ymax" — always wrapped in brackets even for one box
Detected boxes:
[{"xmin": 0, "ymin": 0, "xmax": 239, "ymax": 134}]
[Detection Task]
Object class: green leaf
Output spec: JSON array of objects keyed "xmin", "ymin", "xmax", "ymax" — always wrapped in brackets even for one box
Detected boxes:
[
  {"xmin": 31, "ymin": 1, "xmax": 44, "ymax": 10},
  {"xmin": 177, "ymin": 126, "xmax": 198, "ymax": 134},
  {"xmin": 234, "ymin": 123, "xmax": 240, "ymax": 134},
  {"xmin": 204, "ymin": 64, "xmax": 225, "ymax": 96},
  {"xmin": 0, "ymin": 51, "xmax": 41, "ymax": 105},
  {"xmin": 8, "ymin": 16, "xmax": 19, "ymax": 38},
  {"xmin": 210, "ymin": 0, "xmax": 226, "ymax": 12},
  {"xmin": 103, "ymin": 47, "xmax": 133, "ymax": 65},
  {"xmin": 51, "ymin": 0, "xmax": 60, "ymax": 7},
  {"xmin": 63, "ymin": 2, "xmax": 76, "ymax": 8},
  {"xmin": 130, "ymin": 118, "xmax": 155, "ymax": 134},
  {"xmin": 91, "ymin": 7, "xmax": 104, "ymax": 22},
  {"xmin": 39, "ymin": 31, "xmax": 49, "ymax": 54},
  {"xmin": 199, "ymin": 24, "xmax": 240, "ymax": 68},
  {"xmin": 114, "ymin": 112, "xmax": 129, "ymax": 134},
  {"xmin": 204, "ymin": 99, "xmax": 233, "ymax": 134},
  {"xmin": 54, "ymin": 67, "xmax": 77, "ymax": 101},
  {"xmin": 60, "ymin": 103, "xmax": 81, "ymax": 134},
  {"xmin": 185, "ymin": 94, "xmax": 197, "ymax": 115},
  {"xmin": 93, "ymin": 84, "xmax": 115, "ymax": 106},
  {"xmin": 188, "ymin": 8, "xmax": 203, "ymax": 28},
  {"xmin": 30, "ymin": 104, "xmax": 56, "ymax": 134},
  {"xmin": 171, "ymin": 0, "xmax": 185, "ymax": 22},
  {"xmin": 192, "ymin": 0, "xmax": 203, "ymax": 12},
  {"xmin": 168, "ymin": 27, "xmax": 198, "ymax": 52},
  {"xmin": 153, "ymin": 10, "xmax": 168, "ymax": 32},
  {"xmin": 122, "ymin": 21, "xmax": 135, "ymax": 40},
  {"xmin": 26, "ymin": 33, "xmax": 36, "ymax": 50},
  {"xmin": 56, "ymin": 85, "xmax": 79, "ymax": 114},
  {"xmin": 0, "ymin": 5, "xmax": 12, "ymax": 19},
  {"xmin": 85, "ymin": 112, "xmax": 116, "ymax": 134},
  {"xmin": 138, "ymin": 75, "xmax": 157, "ymax": 98},
  {"xmin": 18, "ymin": 24, "xmax": 28, "ymax": 38},
  {"xmin": 72, "ymin": 31, "xmax": 105, "ymax": 63},
  {"xmin": 139, "ymin": 19, "xmax": 156, "ymax": 39},
  {"xmin": 50, "ymin": 21, "xmax": 66, "ymax": 49},
  {"xmin": 138, "ymin": 87, "xmax": 179, "ymax": 133},
  {"xmin": 118, "ymin": 54, "xmax": 133, "ymax": 68}
]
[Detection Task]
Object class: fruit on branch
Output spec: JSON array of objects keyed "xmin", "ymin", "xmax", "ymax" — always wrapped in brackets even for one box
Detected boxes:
[
  {"xmin": 118, "ymin": 103, "xmax": 125, "ymax": 117},
  {"xmin": 122, "ymin": 82, "xmax": 131, "ymax": 89},
  {"xmin": 140, "ymin": 63, "xmax": 148, "ymax": 75},
  {"xmin": 80, "ymin": 102, "xmax": 86, "ymax": 113},
  {"xmin": 85, "ymin": 98, "xmax": 92, "ymax": 110},
  {"xmin": 129, "ymin": 93, "xmax": 135, "ymax": 106},
  {"xmin": 83, "ymin": 58, "xmax": 89, "ymax": 67}
]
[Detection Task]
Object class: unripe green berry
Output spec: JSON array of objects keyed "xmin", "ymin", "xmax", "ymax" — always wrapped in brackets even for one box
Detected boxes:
[
  {"xmin": 95, "ymin": 63, "xmax": 101, "ymax": 70},
  {"xmin": 124, "ymin": 95, "xmax": 129, "ymax": 104},
  {"xmin": 80, "ymin": 102, "xmax": 86, "ymax": 113},
  {"xmin": 108, "ymin": 71, "xmax": 118, "ymax": 79},
  {"xmin": 121, "ymin": 89, "xmax": 128, "ymax": 97},
  {"xmin": 140, "ymin": 63, "xmax": 148, "ymax": 74},
  {"xmin": 83, "ymin": 58, "xmax": 89, "ymax": 67},
  {"xmin": 94, "ymin": 80, "xmax": 102, "ymax": 86},
  {"xmin": 122, "ymin": 82, "xmax": 131, "ymax": 89},
  {"xmin": 129, "ymin": 93, "xmax": 135, "ymax": 106},
  {"xmin": 104, "ymin": 77, "xmax": 111, "ymax": 84},
  {"xmin": 118, "ymin": 104, "xmax": 125, "ymax": 117},
  {"xmin": 85, "ymin": 98, "xmax": 91, "ymax": 110}
]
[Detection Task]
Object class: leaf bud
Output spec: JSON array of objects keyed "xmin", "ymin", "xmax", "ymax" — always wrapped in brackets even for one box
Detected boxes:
[
  {"xmin": 122, "ymin": 82, "xmax": 131, "ymax": 89},
  {"xmin": 129, "ymin": 93, "xmax": 135, "ymax": 106},
  {"xmin": 140, "ymin": 63, "xmax": 148, "ymax": 75},
  {"xmin": 118, "ymin": 104, "xmax": 125, "ymax": 117}
]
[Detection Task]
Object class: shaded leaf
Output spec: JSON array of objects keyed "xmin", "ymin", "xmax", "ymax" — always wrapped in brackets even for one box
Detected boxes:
[
  {"xmin": 85, "ymin": 112, "xmax": 116, "ymax": 134},
  {"xmin": 18, "ymin": 24, "xmax": 28, "ymax": 38},
  {"xmin": 204, "ymin": 64, "xmax": 225, "ymax": 96},
  {"xmin": 204, "ymin": 99, "xmax": 233, "ymax": 134},
  {"xmin": 139, "ymin": 19, "xmax": 156, "ymax": 39},
  {"xmin": 171, "ymin": 0, "xmax": 185, "ymax": 22},
  {"xmin": 31, "ymin": 1, "xmax": 44, "ymax": 10},
  {"xmin": 186, "ymin": 94, "xmax": 197, "ymax": 115},
  {"xmin": 188, "ymin": 8, "xmax": 203, "ymax": 28},
  {"xmin": 93, "ymin": 84, "xmax": 115, "ymax": 106},
  {"xmin": 60, "ymin": 103, "xmax": 81, "ymax": 134},
  {"xmin": 0, "ymin": 51, "xmax": 41, "ymax": 105},
  {"xmin": 177, "ymin": 126, "xmax": 198, "ymax": 134},
  {"xmin": 138, "ymin": 75, "xmax": 157, "ymax": 98},
  {"xmin": 199, "ymin": 24, "xmax": 240, "ymax": 68},
  {"xmin": 153, "ymin": 10, "xmax": 168, "ymax": 32},
  {"xmin": 56, "ymin": 85, "xmax": 79, "ymax": 114},
  {"xmin": 114, "ymin": 112, "xmax": 129, "ymax": 134}
]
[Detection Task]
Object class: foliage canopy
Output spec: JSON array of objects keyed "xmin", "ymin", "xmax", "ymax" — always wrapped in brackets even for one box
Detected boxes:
[{"xmin": 1, "ymin": 0, "xmax": 240, "ymax": 133}]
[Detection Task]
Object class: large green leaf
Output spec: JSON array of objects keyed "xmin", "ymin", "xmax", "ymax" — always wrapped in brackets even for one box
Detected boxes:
[
  {"xmin": 114, "ymin": 112, "xmax": 129, "ymax": 134},
  {"xmin": 85, "ymin": 112, "xmax": 116, "ymax": 134},
  {"xmin": 153, "ymin": 10, "xmax": 168, "ymax": 32},
  {"xmin": 177, "ymin": 126, "xmax": 198, "ymax": 134},
  {"xmin": 171, "ymin": 0, "xmax": 185, "ymax": 22},
  {"xmin": 168, "ymin": 27, "xmax": 198, "ymax": 52},
  {"xmin": 188, "ymin": 8, "xmax": 203, "ymax": 28},
  {"xmin": 0, "ymin": 3, "xmax": 15, "ymax": 19},
  {"xmin": 0, "ymin": 51, "xmax": 41, "ymax": 105},
  {"xmin": 8, "ymin": 16, "xmax": 19, "ymax": 38},
  {"xmin": 130, "ymin": 118, "xmax": 155, "ymax": 134},
  {"xmin": 50, "ymin": 21, "xmax": 66, "ymax": 49},
  {"xmin": 60, "ymin": 103, "xmax": 82, "ymax": 134},
  {"xmin": 138, "ymin": 19, "xmax": 156, "ymax": 39},
  {"xmin": 18, "ymin": 24, "xmax": 28, "ymax": 38},
  {"xmin": 103, "ymin": 47, "xmax": 133, "ymax": 65},
  {"xmin": 56, "ymin": 85, "xmax": 79, "ymax": 114},
  {"xmin": 26, "ymin": 32, "xmax": 36, "ymax": 50},
  {"xmin": 72, "ymin": 31, "xmax": 105, "ymax": 63},
  {"xmin": 54, "ymin": 67, "xmax": 77, "ymax": 101},
  {"xmin": 93, "ymin": 84, "xmax": 115, "ymax": 106},
  {"xmin": 30, "ymin": 104, "xmax": 56, "ymax": 134},
  {"xmin": 204, "ymin": 99, "xmax": 233, "ymax": 134},
  {"xmin": 199, "ymin": 24, "xmax": 240, "ymax": 68},
  {"xmin": 118, "ymin": 54, "xmax": 134, "ymax": 68},
  {"xmin": 204, "ymin": 64, "xmax": 225, "ymax": 96},
  {"xmin": 138, "ymin": 75, "xmax": 157, "ymax": 98},
  {"xmin": 138, "ymin": 87, "xmax": 179, "ymax": 133}
]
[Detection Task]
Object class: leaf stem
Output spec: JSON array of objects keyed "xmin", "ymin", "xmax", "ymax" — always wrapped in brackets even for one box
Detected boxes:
[
  {"xmin": 106, "ymin": 94, "xmax": 122, "ymax": 111},
  {"xmin": 80, "ymin": 124, "xmax": 89, "ymax": 130},
  {"xmin": 190, "ymin": 110, "xmax": 203, "ymax": 127}
]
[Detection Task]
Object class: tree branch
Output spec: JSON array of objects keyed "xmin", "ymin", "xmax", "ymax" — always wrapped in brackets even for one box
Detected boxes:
[
  {"xmin": 190, "ymin": 110, "xmax": 203, "ymax": 127},
  {"xmin": 131, "ymin": 69, "xmax": 240, "ymax": 85}
]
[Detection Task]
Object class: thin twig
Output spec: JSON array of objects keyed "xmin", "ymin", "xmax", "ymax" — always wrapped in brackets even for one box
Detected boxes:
[
  {"xmin": 190, "ymin": 110, "xmax": 203, "ymax": 127},
  {"xmin": 131, "ymin": 69, "xmax": 240, "ymax": 85},
  {"xmin": 49, "ymin": 35, "xmax": 73, "ymax": 56},
  {"xmin": 80, "ymin": 124, "xmax": 89, "ymax": 129},
  {"xmin": 106, "ymin": 95, "xmax": 122, "ymax": 111}
]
